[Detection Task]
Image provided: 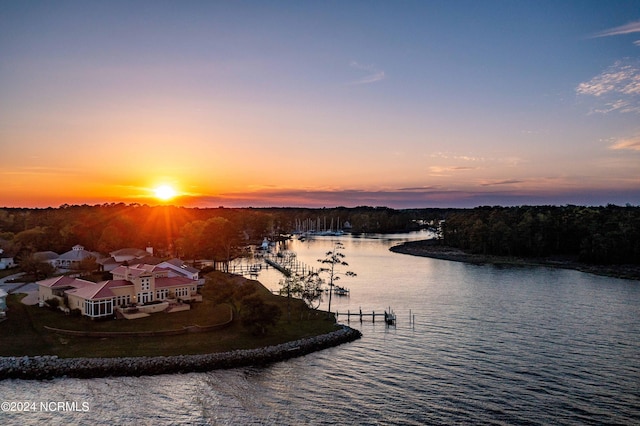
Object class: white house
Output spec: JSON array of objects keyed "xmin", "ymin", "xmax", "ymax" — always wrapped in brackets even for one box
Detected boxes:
[
  {"xmin": 0, "ymin": 248, "xmax": 15, "ymax": 270},
  {"xmin": 55, "ymin": 245, "xmax": 101, "ymax": 270},
  {"xmin": 98, "ymin": 248, "xmax": 161, "ymax": 272},
  {"xmin": 157, "ymin": 259, "xmax": 200, "ymax": 280},
  {"xmin": 33, "ymin": 251, "xmax": 59, "ymax": 268},
  {"xmin": 109, "ymin": 248, "xmax": 150, "ymax": 263}
]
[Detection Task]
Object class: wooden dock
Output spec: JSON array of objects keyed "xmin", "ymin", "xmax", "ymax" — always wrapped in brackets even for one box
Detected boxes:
[
  {"xmin": 264, "ymin": 253, "xmax": 316, "ymax": 277},
  {"xmin": 336, "ymin": 308, "xmax": 396, "ymax": 325},
  {"xmin": 230, "ymin": 249, "xmax": 318, "ymax": 282},
  {"xmin": 229, "ymin": 263, "xmax": 263, "ymax": 277}
]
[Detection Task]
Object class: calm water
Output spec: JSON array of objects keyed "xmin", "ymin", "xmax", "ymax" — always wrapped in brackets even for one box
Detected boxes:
[{"xmin": 2, "ymin": 232, "xmax": 639, "ymax": 425}]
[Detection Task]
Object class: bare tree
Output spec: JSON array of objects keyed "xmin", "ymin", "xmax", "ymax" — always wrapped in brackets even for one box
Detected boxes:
[{"xmin": 317, "ymin": 242, "xmax": 356, "ymax": 316}]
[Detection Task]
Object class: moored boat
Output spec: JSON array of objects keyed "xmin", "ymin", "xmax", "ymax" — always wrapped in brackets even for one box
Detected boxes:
[{"xmin": 334, "ymin": 286, "xmax": 350, "ymax": 296}]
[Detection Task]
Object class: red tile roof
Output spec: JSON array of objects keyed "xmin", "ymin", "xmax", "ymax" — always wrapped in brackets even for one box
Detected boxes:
[
  {"xmin": 67, "ymin": 279, "xmax": 132, "ymax": 300},
  {"xmin": 37, "ymin": 276, "xmax": 92, "ymax": 289}
]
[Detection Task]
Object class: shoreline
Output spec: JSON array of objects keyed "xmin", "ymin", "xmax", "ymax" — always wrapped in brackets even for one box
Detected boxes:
[
  {"xmin": 390, "ymin": 239, "xmax": 640, "ymax": 281},
  {"xmin": 0, "ymin": 324, "xmax": 361, "ymax": 381}
]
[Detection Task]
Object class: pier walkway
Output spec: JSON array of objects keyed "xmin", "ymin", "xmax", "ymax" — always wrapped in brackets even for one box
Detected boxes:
[
  {"xmin": 336, "ymin": 308, "xmax": 396, "ymax": 325},
  {"xmin": 229, "ymin": 251, "xmax": 317, "ymax": 279}
]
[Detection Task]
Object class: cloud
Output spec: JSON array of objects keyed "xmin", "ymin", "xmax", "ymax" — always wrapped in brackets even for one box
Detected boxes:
[
  {"xmin": 0, "ymin": 166, "xmax": 82, "ymax": 177},
  {"xmin": 593, "ymin": 20, "xmax": 640, "ymax": 38},
  {"xmin": 427, "ymin": 164, "xmax": 479, "ymax": 177},
  {"xmin": 610, "ymin": 135, "xmax": 640, "ymax": 151},
  {"xmin": 349, "ymin": 61, "xmax": 385, "ymax": 85},
  {"xmin": 430, "ymin": 152, "xmax": 487, "ymax": 162},
  {"xmin": 576, "ymin": 61, "xmax": 640, "ymax": 96},
  {"xmin": 180, "ymin": 186, "xmax": 640, "ymax": 209},
  {"xmin": 576, "ymin": 60, "xmax": 640, "ymax": 114},
  {"xmin": 398, "ymin": 186, "xmax": 440, "ymax": 191},
  {"xmin": 480, "ymin": 180, "xmax": 525, "ymax": 187}
]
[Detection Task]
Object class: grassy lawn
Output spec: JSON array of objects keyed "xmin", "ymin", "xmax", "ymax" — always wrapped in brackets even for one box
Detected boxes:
[{"xmin": 0, "ymin": 272, "xmax": 338, "ymax": 358}]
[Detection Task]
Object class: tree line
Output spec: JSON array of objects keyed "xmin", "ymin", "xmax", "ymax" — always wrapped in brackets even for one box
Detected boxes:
[
  {"xmin": 0, "ymin": 204, "xmax": 435, "ymax": 269},
  {"xmin": 440, "ymin": 205, "xmax": 640, "ymax": 264},
  {"xmin": 1, "ymin": 203, "xmax": 637, "ymax": 268}
]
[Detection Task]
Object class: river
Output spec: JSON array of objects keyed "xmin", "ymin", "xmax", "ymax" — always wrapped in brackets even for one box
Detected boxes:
[{"xmin": 2, "ymin": 232, "xmax": 639, "ymax": 425}]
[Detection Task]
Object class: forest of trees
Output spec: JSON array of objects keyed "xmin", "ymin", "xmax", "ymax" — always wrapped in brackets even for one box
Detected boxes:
[
  {"xmin": 440, "ymin": 205, "xmax": 640, "ymax": 265},
  {"xmin": 0, "ymin": 203, "xmax": 638, "ymax": 268},
  {"xmin": 0, "ymin": 204, "xmax": 434, "ymax": 269}
]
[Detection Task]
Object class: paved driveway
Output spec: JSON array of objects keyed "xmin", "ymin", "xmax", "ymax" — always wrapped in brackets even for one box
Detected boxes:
[
  {"xmin": 0, "ymin": 271, "xmax": 25, "ymax": 285},
  {"xmin": 1, "ymin": 272, "xmax": 39, "ymax": 304},
  {"xmin": 20, "ymin": 291, "xmax": 39, "ymax": 305}
]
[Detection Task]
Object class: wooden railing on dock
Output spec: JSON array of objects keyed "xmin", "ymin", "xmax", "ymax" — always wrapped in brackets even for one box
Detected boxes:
[
  {"xmin": 230, "ymin": 263, "xmax": 263, "ymax": 277},
  {"xmin": 336, "ymin": 308, "xmax": 396, "ymax": 325}
]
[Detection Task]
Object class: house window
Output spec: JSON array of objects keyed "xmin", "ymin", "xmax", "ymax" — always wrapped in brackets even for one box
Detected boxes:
[
  {"xmin": 175, "ymin": 287, "xmax": 189, "ymax": 297},
  {"xmin": 115, "ymin": 295, "xmax": 131, "ymax": 307},
  {"xmin": 137, "ymin": 292, "xmax": 153, "ymax": 304},
  {"xmin": 84, "ymin": 299, "xmax": 113, "ymax": 318}
]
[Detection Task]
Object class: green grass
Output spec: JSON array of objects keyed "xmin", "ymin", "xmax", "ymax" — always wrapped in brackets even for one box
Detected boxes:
[{"xmin": 0, "ymin": 272, "xmax": 338, "ymax": 358}]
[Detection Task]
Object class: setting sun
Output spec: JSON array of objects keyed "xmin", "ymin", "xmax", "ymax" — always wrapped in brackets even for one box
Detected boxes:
[{"xmin": 154, "ymin": 185, "xmax": 177, "ymax": 201}]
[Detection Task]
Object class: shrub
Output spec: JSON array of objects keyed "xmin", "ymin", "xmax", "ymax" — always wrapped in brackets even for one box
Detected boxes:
[
  {"xmin": 45, "ymin": 298, "xmax": 60, "ymax": 310},
  {"xmin": 200, "ymin": 266, "xmax": 215, "ymax": 274},
  {"xmin": 240, "ymin": 295, "xmax": 282, "ymax": 335}
]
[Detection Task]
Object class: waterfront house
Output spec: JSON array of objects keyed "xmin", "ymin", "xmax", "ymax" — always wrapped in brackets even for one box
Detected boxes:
[
  {"xmin": 157, "ymin": 258, "xmax": 202, "ymax": 282},
  {"xmin": 37, "ymin": 263, "xmax": 202, "ymax": 319}
]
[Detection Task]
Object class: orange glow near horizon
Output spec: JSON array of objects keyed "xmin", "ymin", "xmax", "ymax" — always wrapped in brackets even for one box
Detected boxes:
[{"xmin": 0, "ymin": 164, "xmax": 639, "ymax": 209}]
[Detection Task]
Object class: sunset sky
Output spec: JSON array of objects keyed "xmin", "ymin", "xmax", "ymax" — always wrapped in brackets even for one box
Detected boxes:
[{"xmin": 1, "ymin": 1, "xmax": 639, "ymax": 208}]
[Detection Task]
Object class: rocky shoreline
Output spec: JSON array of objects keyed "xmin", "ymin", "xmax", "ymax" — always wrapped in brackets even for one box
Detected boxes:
[
  {"xmin": 0, "ymin": 325, "xmax": 361, "ymax": 381},
  {"xmin": 391, "ymin": 239, "xmax": 640, "ymax": 281}
]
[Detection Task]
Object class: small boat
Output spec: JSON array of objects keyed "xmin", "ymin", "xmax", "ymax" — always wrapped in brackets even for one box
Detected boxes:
[{"xmin": 333, "ymin": 286, "xmax": 350, "ymax": 296}]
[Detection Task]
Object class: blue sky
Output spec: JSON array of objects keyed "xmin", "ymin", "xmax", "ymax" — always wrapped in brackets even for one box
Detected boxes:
[{"xmin": 1, "ymin": 1, "xmax": 639, "ymax": 208}]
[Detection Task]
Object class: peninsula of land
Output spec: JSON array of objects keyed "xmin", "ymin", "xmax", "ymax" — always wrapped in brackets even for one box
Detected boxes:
[
  {"xmin": 390, "ymin": 239, "xmax": 640, "ymax": 281},
  {"xmin": 0, "ymin": 325, "xmax": 361, "ymax": 380},
  {"xmin": 0, "ymin": 273, "xmax": 362, "ymax": 380}
]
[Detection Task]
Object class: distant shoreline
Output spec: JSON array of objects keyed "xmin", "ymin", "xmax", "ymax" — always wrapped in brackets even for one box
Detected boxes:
[{"xmin": 390, "ymin": 239, "xmax": 640, "ymax": 281}]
